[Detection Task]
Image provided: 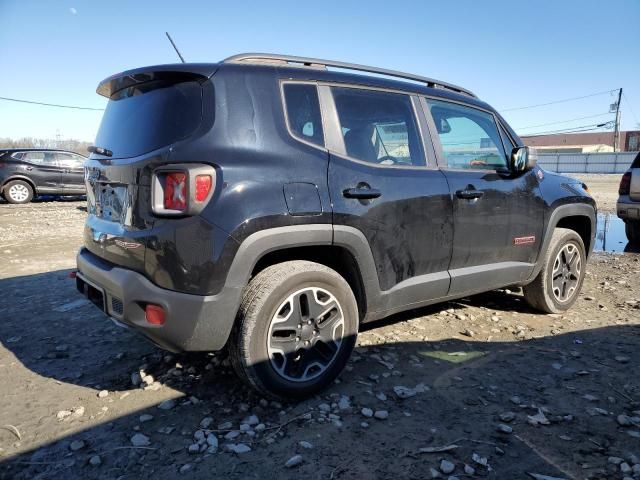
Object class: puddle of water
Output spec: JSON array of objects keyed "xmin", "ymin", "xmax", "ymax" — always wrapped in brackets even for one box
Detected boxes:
[
  {"xmin": 419, "ymin": 351, "xmax": 486, "ymax": 364},
  {"xmin": 594, "ymin": 213, "xmax": 640, "ymax": 253}
]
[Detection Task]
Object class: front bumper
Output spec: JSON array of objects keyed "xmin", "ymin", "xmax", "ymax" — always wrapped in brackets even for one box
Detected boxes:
[
  {"xmin": 76, "ymin": 248, "xmax": 241, "ymax": 352},
  {"xmin": 617, "ymin": 195, "xmax": 640, "ymax": 220}
]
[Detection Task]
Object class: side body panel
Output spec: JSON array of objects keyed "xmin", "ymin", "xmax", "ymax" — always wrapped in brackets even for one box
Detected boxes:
[
  {"xmin": 442, "ymin": 169, "xmax": 545, "ymax": 293},
  {"xmin": 7, "ymin": 153, "xmax": 63, "ymax": 193},
  {"xmin": 328, "ymin": 156, "xmax": 453, "ymax": 296}
]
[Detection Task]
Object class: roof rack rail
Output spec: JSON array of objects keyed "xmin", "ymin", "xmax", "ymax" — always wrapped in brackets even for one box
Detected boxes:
[{"xmin": 223, "ymin": 53, "xmax": 476, "ymax": 98}]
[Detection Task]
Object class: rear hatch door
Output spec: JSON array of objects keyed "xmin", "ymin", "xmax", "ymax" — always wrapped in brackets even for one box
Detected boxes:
[{"xmin": 84, "ymin": 65, "xmax": 216, "ymax": 271}]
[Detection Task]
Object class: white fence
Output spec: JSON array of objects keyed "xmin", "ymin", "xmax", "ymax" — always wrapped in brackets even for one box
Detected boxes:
[{"xmin": 537, "ymin": 152, "xmax": 638, "ymax": 174}]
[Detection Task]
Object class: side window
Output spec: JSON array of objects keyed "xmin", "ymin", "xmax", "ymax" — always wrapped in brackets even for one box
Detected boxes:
[
  {"xmin": 427, "ymin": 100, "xmax": 508, "ymax": 170},
  {"xmin": 282, "ymin": 83, "xmax": 324, "ymax": 147},
  {"xmin": 332, "ymin": 87, "xmax": 425, "ymax": 166},
  {"xmin": 55, "ymin": 153, "xmax": 84, "ymax": 168},
  {"xmin": 22, "ymin": 152, "xmax": 46, "ymax": 165}
]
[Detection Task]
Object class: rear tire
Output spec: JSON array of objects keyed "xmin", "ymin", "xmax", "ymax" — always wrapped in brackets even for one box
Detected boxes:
[
  {"xmin": 523, "ymin": 228, "xmax": 586, "ymax": 314},
  {"xmin": 229, "ymin": 260, "xmax": 358, "ymax": 399},
  {"xmin": 625, "ymin": 220, "xmax": 640, "ymax": 244},
  {"xmin": 3, "ymin": 180, "xmax": 33, "ymax": 204}
]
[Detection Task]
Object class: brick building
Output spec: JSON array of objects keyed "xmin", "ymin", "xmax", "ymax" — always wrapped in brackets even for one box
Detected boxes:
[{"xmin": 521, "ymin": 130, "xmax": 640, "ymax": 153}]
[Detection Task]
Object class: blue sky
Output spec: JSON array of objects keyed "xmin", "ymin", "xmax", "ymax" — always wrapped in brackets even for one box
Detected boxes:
[{"xmin": 0, "ymin": 0, "xmax": 638, "ymax": 142}]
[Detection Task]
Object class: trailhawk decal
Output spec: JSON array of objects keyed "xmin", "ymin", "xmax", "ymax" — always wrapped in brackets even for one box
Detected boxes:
[
  {"xmin": 114, "ymin": 239, "xmax": 143, "ymax": 250},
  {"xmin": 513, "ymin": 235, "xmax": 536, "ymax": 246}
]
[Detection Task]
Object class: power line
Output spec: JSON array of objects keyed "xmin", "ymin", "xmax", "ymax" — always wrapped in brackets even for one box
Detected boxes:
[
  {"xmin": 522, "ymin": 122, "xmax": 614, "ymax": 137},
  {"xmin": 500, "ymin": 89, "xmax": 617, "ymax": 112},
  {"xmin": 524, "ymin": 127, "xmax": 609, "ymax": 137},
  {"xmin": 622, "ymin": 92, "xmax": 639, "ymax": 125},
  {"xmin": 515, "ymin": 112, "xmax": 613, "ymax": 130},
  {"xmin": 0, "ymin": 96, "xmax": 104, "ymax": 111}
]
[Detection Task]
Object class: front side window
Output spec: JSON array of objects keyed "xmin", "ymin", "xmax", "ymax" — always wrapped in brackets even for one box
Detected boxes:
[
  {"xmin": 427, "ymin": 100, "xmax": 508, "ymax": 170},
  {"xmin": 283, "ymin": 83, "xmax": 324, "ymax": 147},
  {"xmin": 332, "ymin": 87, "xmax": 424, "ymax": 166}
]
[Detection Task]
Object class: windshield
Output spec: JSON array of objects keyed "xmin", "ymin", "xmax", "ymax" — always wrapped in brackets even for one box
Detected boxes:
[{"xmin": 93, "ymin": 80, "xmax": 203, "ymax": 159}]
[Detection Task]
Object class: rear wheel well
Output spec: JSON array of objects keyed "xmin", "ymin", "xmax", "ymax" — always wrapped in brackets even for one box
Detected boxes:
[
  {"xmin": 251, "ymin": 246, "xmax": 367, "ymax": 321},
  {"xmin": 2, "ymin": 177, "xmax": 37, "ymax": 196},
  {"xmin": 555, "ymin": 215, "xmax": 592, "ymax": 253}
]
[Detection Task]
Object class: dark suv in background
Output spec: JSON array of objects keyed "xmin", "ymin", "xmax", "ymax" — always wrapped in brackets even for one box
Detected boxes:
[
  {"xmin": 76, "ymin": 54, "xmax": 596, "ymax": 398},
  {"xmin": 0, "ymin": 148, "xmax": 86, "ymax": 203}
]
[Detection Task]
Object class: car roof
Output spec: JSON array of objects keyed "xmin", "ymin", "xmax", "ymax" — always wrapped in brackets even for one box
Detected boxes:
[
  {"xmin": 100, "ymin": 55, "xmax": 491, "ymax": 110},
  {"xmin": 0, "ymin": 148, "xmax": 86, "ymax": 156},
  {"xmin": 221, "ymin": 62, "xmax": 493, "ymax": 110}
]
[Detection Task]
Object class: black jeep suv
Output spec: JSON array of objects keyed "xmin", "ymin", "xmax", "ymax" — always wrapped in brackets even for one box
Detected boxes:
[
  {"xmin": 0, "ymin": 149, "xmax": 86, "ymax": 203},
  {"xmin": 76, "ymin": 54, "xmax": 596, "ymax": 398}
]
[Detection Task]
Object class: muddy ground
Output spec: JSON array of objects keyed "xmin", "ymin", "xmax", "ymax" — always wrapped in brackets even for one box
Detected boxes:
[{"xmin": 0, "ymin": 178, "xmax": 639, "ymax": 480}]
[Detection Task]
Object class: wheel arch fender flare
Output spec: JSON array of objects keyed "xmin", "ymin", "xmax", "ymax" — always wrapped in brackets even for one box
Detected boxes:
[
  {"xmin": 527, "ymin": 203, "xmax": 596, "ymax": 282},
  {"xmin": 213, "ymin": 224, "xmax": 382, "ymax": 350}
]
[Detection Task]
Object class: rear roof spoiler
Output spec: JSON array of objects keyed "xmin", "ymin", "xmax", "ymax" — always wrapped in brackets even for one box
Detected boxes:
[{"xmin": 97, "ymin": 63, "xmax": 219, "ymax": 98}]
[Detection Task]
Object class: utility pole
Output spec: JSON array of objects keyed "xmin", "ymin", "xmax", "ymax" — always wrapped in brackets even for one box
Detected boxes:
[{"xmin": 613, "ymin": 88, "xmax": 622, "ymax": 152}]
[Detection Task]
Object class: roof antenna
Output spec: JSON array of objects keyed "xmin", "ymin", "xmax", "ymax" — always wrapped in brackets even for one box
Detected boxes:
[{"xmin": 165, "ymin": 32, "xmax": 185, "ymax": 63}]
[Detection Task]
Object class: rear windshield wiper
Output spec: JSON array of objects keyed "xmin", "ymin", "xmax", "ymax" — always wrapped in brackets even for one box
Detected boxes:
[{"xmin": 88, "ymin": 145, "xmax": 113, "ymax": 157}]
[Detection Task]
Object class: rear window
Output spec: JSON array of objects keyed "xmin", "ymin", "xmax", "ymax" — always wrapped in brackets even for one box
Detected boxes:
[
  {"xmin": 93, "ymin": 80, "xmax": 203, "ymax": 159},
  {"xmin": 22, "ymin": 152, "xmax": 47, "ymax": 165},
  {"xmin": 632, "ymin": 151, "xmax": 640, "ymax": 169}
]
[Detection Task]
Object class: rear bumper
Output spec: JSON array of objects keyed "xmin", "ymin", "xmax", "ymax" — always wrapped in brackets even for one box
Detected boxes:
[
  {"xmin": 75, "ymin": 248, "xmax": 241, "ymax": 352},
  {"xmin": 617, "ymin": 196, "xmax": 640, "ymax": 220}
]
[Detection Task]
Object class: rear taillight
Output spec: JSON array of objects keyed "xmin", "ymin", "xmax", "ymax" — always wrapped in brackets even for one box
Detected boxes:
[
  {"xmin": 152, "ymin": 164, "xmax": 216, "ymax": 216},
  {"xmin": 163, "ymin": 172, "xmax": 187, "ymax": 211},
  {"xmin": 619, "ymin": 172, "xmax": 632, "ymax": 195}
]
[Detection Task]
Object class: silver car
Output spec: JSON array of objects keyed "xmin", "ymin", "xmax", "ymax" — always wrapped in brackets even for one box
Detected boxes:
[{"xmin": 617, "ymin": 151, "xmax": 640, "ymax": 243}]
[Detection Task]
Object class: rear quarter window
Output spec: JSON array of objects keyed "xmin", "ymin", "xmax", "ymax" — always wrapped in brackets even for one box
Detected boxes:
[
  {"xmin": 632, "ymin": 152, "xmax": 640, "ymax": 169},
  {"xmin": 282, "ymin": 83, "xmax": 324, "ymax": 147}
]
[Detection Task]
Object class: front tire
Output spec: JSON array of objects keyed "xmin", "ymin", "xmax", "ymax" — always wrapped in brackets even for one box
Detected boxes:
[
  {"xmin": 523, "ymin": 228, "xmax": 586, "ymax": 314},
  {"xmin": 229, "ymin": 260, "xmax": 358, "ymax": 399},
  {"xmin": 3, "ymin": 180, "xmax": 34, "ymax": 204},
  {"xmin": 625, "ymin": 220, "xmax": 640, "ymax": 244}
]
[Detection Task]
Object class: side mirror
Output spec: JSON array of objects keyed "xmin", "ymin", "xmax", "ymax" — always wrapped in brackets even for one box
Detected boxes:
[{"xmin": 510, "ymin": 146, "xmax": 538, "ymax": 173}]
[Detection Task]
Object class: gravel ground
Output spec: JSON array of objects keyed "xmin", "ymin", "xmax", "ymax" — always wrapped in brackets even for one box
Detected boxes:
[{"xmin": 0, "ymin": 179, "xmax": 639, "ymax": 480}]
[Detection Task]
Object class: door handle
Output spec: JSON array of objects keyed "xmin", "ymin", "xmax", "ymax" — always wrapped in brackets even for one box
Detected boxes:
[
  {"xmin": 456, "ymin": 189, "xmax": 484, "ymax": 200},
  {"xmin": 343, "ymin": 187, "xmax": 382, "ymax": 200}
]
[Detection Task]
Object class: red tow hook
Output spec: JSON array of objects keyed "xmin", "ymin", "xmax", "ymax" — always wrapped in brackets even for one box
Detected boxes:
[{"xmin": 68, "ymin": 271, "xmax": 78, "ymax": 279}]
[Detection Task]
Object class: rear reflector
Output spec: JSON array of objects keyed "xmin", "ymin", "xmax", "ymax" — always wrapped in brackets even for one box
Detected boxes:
[
  {"xmin": 195, "ymin": 175, "xmax": 212, "ymax": 202},
  {"xmin": 164, "ymin": 172, "xmax": 187, "ymax": 211},
  {"xmin": 145, "ymin": 304, "xmax": 165, "ymax": 325}
]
